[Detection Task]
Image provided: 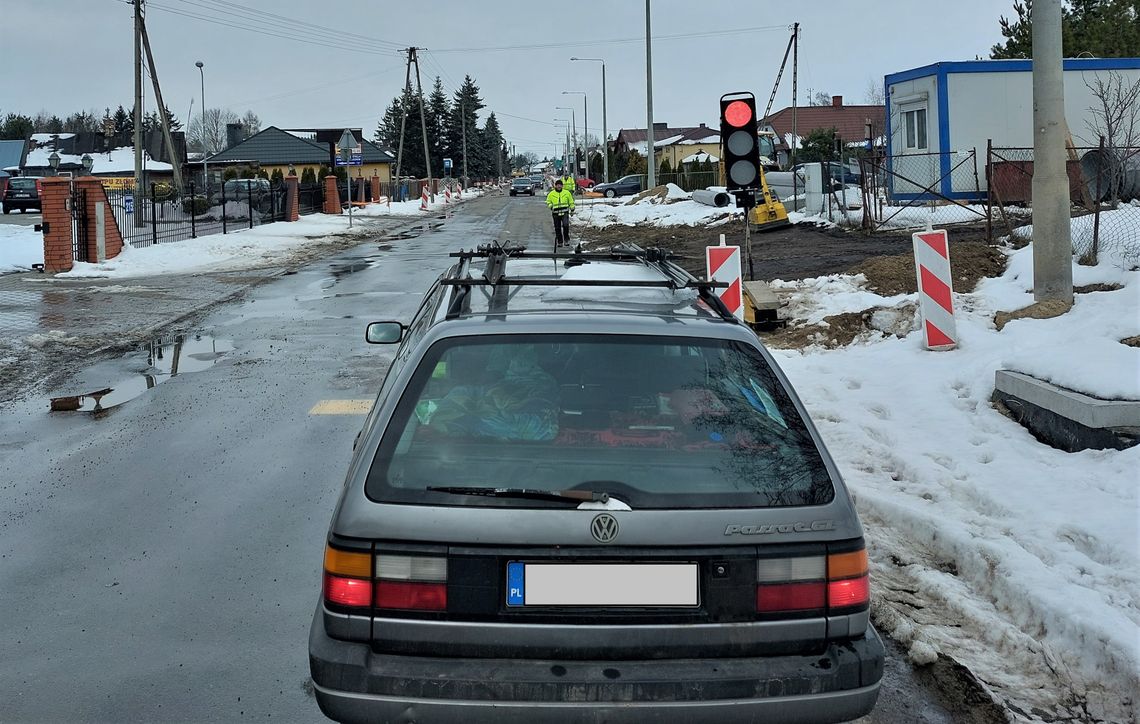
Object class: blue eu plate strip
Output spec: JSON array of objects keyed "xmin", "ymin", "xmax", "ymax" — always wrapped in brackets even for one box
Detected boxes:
[{"xmin": 506, "ymin": 562, "xmax": 525, "ymax": 606}]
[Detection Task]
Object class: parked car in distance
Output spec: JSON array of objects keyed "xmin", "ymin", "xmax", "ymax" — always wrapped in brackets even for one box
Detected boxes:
[
  {"xmin": 528, "ymin": 175, "xmax": 546, "ymax": 191},
  {"xmin": 593, "ymin": 174, "xmax": 642, "ymax": 198},
  {"xmin": 2, "ymin": 176, "xmax": 44, "ymax": 214},
  {"xmin": 309, "ymin": 244, "xmax": 885, "ymax": 724},
  {"xmin": 509, "ymin": 178, "xmax": 535, "ymax": 197},
  {"xmin": 576, "ymin": 177, "xmax": 595, "ymax": 190},
  {"xmin": 792, "ymin": 162, "xmax": 863, "ymax": 187}
]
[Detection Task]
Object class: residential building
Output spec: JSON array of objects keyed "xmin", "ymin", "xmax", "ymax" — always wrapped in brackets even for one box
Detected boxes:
[
  {"xmin": 206, "ymin": 126, "xmax": 395, "ymax": 182},
  {"xmin": 611, "ymin": 122, "xmax": 714, "ymax": 160},
  {"xmin": 760, "ymin": 96, "xmax": 886, "ymax": 168},
  {"xmin": 885, "ymin": 58, "xmax": 1140, "ymax": 200}
]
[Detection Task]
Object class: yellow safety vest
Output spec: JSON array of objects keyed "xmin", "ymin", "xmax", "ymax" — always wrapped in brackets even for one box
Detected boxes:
[
  {"xmin": 562, "ymin": 176, "xmax": 576, "ymax": 192},
  {"xmin": 546, "ymin": 189, "xmax": 575, "ymax": 213}
]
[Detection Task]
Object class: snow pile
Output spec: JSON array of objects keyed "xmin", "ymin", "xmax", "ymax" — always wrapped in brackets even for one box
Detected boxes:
[
  {"xmin": 355, "ymin": 186, "xmax": 482, "ymax": 218},
  {"xmin": 55, "ymin": 215, "xmax": 384, "ymax": 279},
  {"xmin": 770, "ymin": 246, "xmax": 1139, "ymax": 719},
  {"xmin": 0, "ymin": 224, "xmax": 44, "ymax": 273},
  {"xmin": 576, "ymin": 189, "xmax": 734, "ymax": 228}
]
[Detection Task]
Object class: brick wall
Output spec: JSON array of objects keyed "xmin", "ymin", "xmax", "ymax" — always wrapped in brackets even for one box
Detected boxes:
[
  {"xmin": 284, "ymin": 176, "xmax": 300, "ymax": 222},
  {"xmin": 40, "ymin": 178, "xmax": 74, "ymax": 274},
  {"xmin": 323, "ymin": 176, "xmax": 341, "ymax": 214},
  {"xmin": 75, "ymin": 177, "xmax": 124, "ymax": 262}
]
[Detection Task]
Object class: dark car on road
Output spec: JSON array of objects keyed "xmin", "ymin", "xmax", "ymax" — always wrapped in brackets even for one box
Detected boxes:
[
  {"xmin": 308, "ymin": 244, "xmax": 885, "ymax": 723},
  {"xmin": 509, "ymin": 178, "xmax": 535, "ymax": 197},
  {"xmin": 593, "ymin": 174, "xmax": 642, "ymax": 198},
  {"xmin": 2, "ymin": 176, "xmax": 44, "ymax": 214},
  {"xmin": 792, "ymin": 162, "xmax": 863, "ymax": 188}
]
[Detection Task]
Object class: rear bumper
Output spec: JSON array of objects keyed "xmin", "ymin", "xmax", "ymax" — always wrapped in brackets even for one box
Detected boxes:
[{"xmin": 309, "ymin": 610, "xmax": 884, "ymax": 724}]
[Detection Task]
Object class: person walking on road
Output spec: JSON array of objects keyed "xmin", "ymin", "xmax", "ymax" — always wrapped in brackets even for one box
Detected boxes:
[
  {"xmin": 561, "ymin": 172, "xmax": 577, "ymax": 196},
  {"xmin": 546, "ymin": 178, "xmax": 575, "ymax": 248}
]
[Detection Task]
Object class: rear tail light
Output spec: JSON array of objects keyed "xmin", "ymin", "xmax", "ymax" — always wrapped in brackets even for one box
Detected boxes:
[
  {"xmin": 323, "ymin": 545, "xmax": 372, "ymax": 610},
  {"xmin": 322, "ymin": 546, "xmax": 448, "ymax": 612},
  {"xmin": 374, "ymin": 553, "xmax": 447, "ymax": 611},
  {"xmin": 755, "ymin": 546, "xmax": 870, "ymax": 614}
]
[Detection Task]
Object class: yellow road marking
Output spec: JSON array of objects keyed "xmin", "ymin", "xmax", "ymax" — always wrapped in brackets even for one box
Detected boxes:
[{"xmin": 309, "ymin": 399, "xmax": 373, "ymax": 415}]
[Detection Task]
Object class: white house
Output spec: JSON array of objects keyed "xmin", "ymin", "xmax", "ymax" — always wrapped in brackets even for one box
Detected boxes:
[{"xmin": 884, "ymin": 58, "xmax": 1140, "ymax": 200}]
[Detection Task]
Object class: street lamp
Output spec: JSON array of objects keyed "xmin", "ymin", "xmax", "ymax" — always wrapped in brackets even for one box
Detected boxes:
[
  {"xmin": 81, "ymin": 153, "xmax": 94, "ymax": 175},
  {"xmin": 48, "ymin": 151, "xmax": 60, "ymax": 176},
  {"xmin": 195, "ymin": 61, "xmax": 207, "ymax": 190},
  {"xmin": 562, "ymin": 91, "xmax": 588, "ymax": 181},
  {"xmin": 571, "ymin": 57, "xmax": 607, "ymax": 182}
]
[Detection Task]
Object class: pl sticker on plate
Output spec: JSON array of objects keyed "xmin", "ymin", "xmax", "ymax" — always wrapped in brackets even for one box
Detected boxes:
[{"xmin": 506, "ymin": 561, "xmax": 525, "ymax": 606}]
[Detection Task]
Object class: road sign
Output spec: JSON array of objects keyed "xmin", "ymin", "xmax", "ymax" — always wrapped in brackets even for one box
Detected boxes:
[
  {"xmin": 443, "ymin": 157, "xmax": 453, "ymax": 171},
  {"xmin": 912, "ymin": 229, "xmax": 957, "ymax": 350},
  {"xmin": 124, "ymin": 194, "xmax": 134, "ymax": 214},
  {"xmin": 335, "ymin": 129, "xmax": 363, "ymax": 166},
  {"xmin": 706, "ymin": 241, "xmax": 744, "ymax": 320}
]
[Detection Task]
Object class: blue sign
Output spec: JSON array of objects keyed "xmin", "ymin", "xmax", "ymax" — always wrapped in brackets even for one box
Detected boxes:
[
  {"xmin": 443, "ymin": 157, "xmax": 453, "ymax": 170},
  {"xmin": 506, "ymin": 562, "xmax": 525, "ymax": 606},
  {"xmin": 124, "ymin": 194, "xmax": 134, "ymax": 214},
  {"xmin": 334, "ymin": 153, "xmax": 363, "ymax": 167}
]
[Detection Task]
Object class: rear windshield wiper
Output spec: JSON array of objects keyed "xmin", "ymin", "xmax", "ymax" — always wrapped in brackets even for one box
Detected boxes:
[{"xmin": 425, "ymin": 486, "xmax": 610, "ymax": 504}]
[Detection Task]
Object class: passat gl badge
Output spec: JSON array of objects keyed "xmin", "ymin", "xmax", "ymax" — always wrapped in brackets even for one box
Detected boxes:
[{"xmin": 590, "ymin": 513, "xmax": 619, "ymax": 543}]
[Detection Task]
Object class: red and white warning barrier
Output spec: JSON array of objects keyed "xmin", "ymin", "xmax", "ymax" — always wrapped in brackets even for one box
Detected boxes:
[
  {"xmin": 706, "ymin": 237, "xmax": 744, "ymax": 320},
  {"xmin": 456, "ymin": 183, "xmax": 463, "ymax": 199},
  {"xmin": 444, "ymin": 186, "xmax": 452, "ymax": 204},
  {"xmin": 912, "ymin": 228, "xmax": 957, "ymax": 350},
  {"xmin": 420, "ymin": 186, "xmax": 429, "ymax": 211}
]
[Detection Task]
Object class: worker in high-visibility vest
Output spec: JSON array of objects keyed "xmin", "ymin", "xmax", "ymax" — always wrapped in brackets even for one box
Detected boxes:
[
  {"xmin": 545, "ymin": 178, "xmax": 575, "ymax": 247},
  {"xmin": 561, "ymin": 173, "xmax": 576, "ymax": 195}
]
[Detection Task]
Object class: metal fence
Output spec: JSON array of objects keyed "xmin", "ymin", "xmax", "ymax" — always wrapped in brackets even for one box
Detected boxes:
[
  {"xmin": 858, "ymin": 149, "xmax": 986, "ymax": 232},
  {"xmin": 987, "ymin": 142, "xmax": 1140, "ymax": 265}
]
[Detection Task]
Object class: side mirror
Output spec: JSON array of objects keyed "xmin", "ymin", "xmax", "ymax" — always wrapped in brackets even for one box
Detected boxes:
[{"xmin": 365, "ymin": 321, "xmax": 405, "ymax": 344}]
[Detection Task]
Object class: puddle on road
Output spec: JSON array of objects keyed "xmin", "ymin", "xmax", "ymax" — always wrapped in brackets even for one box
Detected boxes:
[{"xmin": 49, "ymin": 334, "xmax": 233, "ymax": 414}]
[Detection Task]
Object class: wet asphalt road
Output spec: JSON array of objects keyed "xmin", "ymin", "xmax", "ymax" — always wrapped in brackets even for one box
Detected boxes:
[{"xmin": 0, "ymin": 193, "xmax": 971, "ymax": 723}]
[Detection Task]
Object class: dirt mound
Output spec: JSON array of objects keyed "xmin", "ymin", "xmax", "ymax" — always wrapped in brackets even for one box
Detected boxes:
[
  {"xmin": 849, "ymin": 242, "xmax": 1007, "ymax": 295},
  {"xmin": 1122, "ymin": 335, "xmax": 1140, "ymax": 348},
  {"xmin": 762, "ymin": 302, "xmax": 918, "ymax": 350},
  {"xmin": 625, "ymin": 185, "xmax": 673, "ymax": 205}
]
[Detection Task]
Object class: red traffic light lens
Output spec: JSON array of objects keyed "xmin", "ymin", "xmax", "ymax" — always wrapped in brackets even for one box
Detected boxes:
[{"xmin": 724, "ymin": 100, "xmax": 753, "ymax": 127}]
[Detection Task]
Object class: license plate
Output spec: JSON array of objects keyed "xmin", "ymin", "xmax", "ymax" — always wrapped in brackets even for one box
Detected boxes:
[
  {"xmin": 506, "ymin": 562, "xmax": 698, "ymax": 607},
  {"xmin": 11, "ymin": 193, "xmax": 29, "ymax": 198}
]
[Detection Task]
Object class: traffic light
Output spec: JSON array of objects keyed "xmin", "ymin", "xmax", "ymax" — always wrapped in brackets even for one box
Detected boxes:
[{"xmin": 719, "ymin": 92, "xmax": 761, "ymax": 195}]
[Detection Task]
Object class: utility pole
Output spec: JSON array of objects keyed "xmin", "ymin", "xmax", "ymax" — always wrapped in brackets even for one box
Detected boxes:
[
  {"xmin": 139, "ymin": 20, "xmax": 183, "ymax": 194},
  {"xmin": 411, "ymin": 48, "xmax": 433, "ymax": 197},
  {"xmin": 461, "ymin": 101, "xmax": 468, "ymax": 185},
  {"xmin": 791, "ymin": 22, "xmax": 799, "ymax": 167},
  {"xmin": 1031, "ymin": 0, "xmax": 1074, "ymax": 303},
  {"xmin": 644, "ymin": 0, "xmax": 656, "ymax": 188},
  {"xmin": 393, "ymin": 50, "xmax": 413, "ymax": 197},
  {"xmin": 133, "ymin": 0, "xmax": 144, "ymax": 227}
]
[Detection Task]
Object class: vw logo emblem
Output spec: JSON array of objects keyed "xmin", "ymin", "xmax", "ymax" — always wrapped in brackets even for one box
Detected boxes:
[{"xmin": 590, "ymin": 513, "xmax": 619, "ymax": 543}]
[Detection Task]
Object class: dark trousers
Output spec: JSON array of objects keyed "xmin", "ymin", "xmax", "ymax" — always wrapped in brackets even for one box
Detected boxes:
[{"xmin": 552, "ymin": 212, "xmax": 570, "ymax": 246}]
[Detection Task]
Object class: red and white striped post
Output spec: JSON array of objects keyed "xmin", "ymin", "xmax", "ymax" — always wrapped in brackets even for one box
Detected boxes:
[
  {"xmin": 706, "ymin": 236, "xmax": 744, "ymax": 321},
  {"xmin": 420, "ymin": 185, "xmax": 429, "ymax": 211},
  {"xmin": 912, "ymin": 229, "xmax": 957, "ymax": 350},
  {"xmin": 444, "ymin": 185, "xmax": 452, "ymax": 204}
]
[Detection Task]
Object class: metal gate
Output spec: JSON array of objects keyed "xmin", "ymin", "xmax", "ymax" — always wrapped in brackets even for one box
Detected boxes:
[{"xmin": 71, "ymin": 185, "xmax": 89, "ymax": 263}]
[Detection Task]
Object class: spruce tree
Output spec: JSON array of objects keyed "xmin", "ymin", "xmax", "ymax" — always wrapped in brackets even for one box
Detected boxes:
[{"xmin": 427, "ymin": 77, "xmax": 450, "ymax": 176}]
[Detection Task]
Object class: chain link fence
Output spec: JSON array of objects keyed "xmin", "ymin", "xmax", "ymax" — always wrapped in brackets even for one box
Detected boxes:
[
  {"xmin": 857, "ymin": 150, "xmax": 986, "ymax": 231},
  {"xmin": 988, "ymin": 143, "xmax": 1140, "ymax": 266}
]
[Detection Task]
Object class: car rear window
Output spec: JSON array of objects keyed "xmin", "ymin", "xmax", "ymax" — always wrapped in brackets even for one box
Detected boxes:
[
  {"xmin": 366, "ymin": 334, "xmax": 834, "ymax": 509},
  {"xmin": 10, "ymin": 179, "xmax": 38, "ymax": 190}
]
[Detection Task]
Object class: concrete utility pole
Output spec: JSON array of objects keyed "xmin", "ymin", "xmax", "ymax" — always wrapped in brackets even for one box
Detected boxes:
[
  {"xmin": 133, "ymin": 0, "xmax": 144, "ymax": 227},
  {"xmin": 791, "ymin": 22, "xmax": 799, "ymax": 167},
  {"xmin": 1031, "ymin": 0, "xmax": 1074, "ymax": 303},
  {"xmin": 139, "ymin": 20, "xmax": 183, "ymax": 194},
  {"xmin": 645, "ymin": 0, "xmax": 656, "ymax": 188},
  {"xmin": 411, "ymin": 48, "xmax": 433, "ymax": 196}
]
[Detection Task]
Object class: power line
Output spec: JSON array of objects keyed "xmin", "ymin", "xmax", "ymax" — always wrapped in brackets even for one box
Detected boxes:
[
  {"xmin": 430, "ymin": 24, "xmax": 787, "ymax": 53},
  {"xmin": 170, "ymin": 0, "xmax": 405, "ymax": 50}
]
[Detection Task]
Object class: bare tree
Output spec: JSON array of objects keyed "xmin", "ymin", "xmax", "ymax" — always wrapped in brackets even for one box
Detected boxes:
[
  {"xmin": 187, "ymin": 107, "xmax": 240, "ymax": 155},
  {"xmin": 241, "ymin": 110, "xmax": 261, "ymax": 137},
  {"xmin": 863, "ymin": 78, "xmax": 885, "ymax": 106},
  {"xmin": 1083, "ymin": 70, "xmax": 1140, "ymax": 205},
  {"xmin": 805, "ymin": 89, "xmax": 832, "ymax": 107}
]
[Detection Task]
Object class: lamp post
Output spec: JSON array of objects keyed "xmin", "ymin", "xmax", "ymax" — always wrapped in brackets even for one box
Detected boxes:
[
  {"xmin": 562, "ymin": 91, "xmax": 587, "ymax": 180},
  {"xmin": 48, "ymin": 151, "xmax": 60, "ymax": 176},
  {"xmin": 555, "ymin": 106, "xmax": 575, "ymax": 177},
  {"xmin": 554, "ymin": 116, "xmax": 571, "ymax": 176},
  {"xmin": 81, "ymin": 153, "xmax": 94, "ymax": 175},
  {"xmin": 196, "ymin": 61, "xmax": 207, "ymax": 190},
  {"xmin": 571, "ymin": 57, "xmax": 607, "ymax": 182}
]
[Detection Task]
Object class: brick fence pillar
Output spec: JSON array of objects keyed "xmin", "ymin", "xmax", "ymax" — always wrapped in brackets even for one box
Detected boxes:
[
  {"xmin": 323, "ymin": 175, "xmax": 341, "ymax": 214},
  {"xmin": 75, "ymin": 177, "xmax": 124, "ymax": 262},
  {"xmin": 284, "ymin": 175, "xmax": 300, "ymax": 221},
  {"xmin": 40, "ymin": 177, "xmax": 74, "ymax": 274},
  {"xmin": 370, "ymin": 175, "xmax": 380, "ymax": 202}
]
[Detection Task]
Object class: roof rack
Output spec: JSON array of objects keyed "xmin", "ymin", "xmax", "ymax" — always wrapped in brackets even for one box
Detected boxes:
[{"xmin": 440, "ymin": 242, "xmax": 737, "ymax": 323}]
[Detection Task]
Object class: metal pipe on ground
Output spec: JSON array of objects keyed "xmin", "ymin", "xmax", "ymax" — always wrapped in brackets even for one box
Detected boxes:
[
  {"xmin": 692, "ymin": 188, "xmax": 730, "ymax": 207},
  {"xmin": 1080, "ymin": 148, "xmax": 1140, "ymax": 202}
]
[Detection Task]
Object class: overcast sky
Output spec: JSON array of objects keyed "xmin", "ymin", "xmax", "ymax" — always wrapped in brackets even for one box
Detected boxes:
[{"xmin": 1, "ymin": 0, "xmax": 1010, "ymax": 156}]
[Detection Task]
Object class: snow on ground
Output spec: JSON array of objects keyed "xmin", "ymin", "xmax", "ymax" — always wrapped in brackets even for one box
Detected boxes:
[
  {"xmin": 769, "ymin": 246, "xmax": 1139, "ymax": 720},
  {"xmin": 355, "ymin": 186, "xmax": 485, "ymax": 218},
  {"xmin": 577, "ymin": 185, "xmax": 737, "ymax": 228},
  {"xmin": 0, "ymin": 223, "xmax": 45, "ymax": 272},
  {"xmin": 55, "ymin": 214, "xmax": 385, "ymax": 279}
]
